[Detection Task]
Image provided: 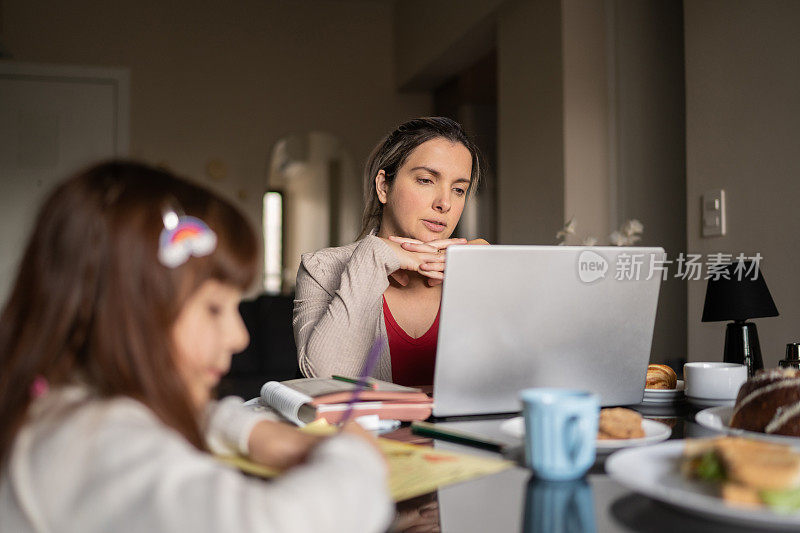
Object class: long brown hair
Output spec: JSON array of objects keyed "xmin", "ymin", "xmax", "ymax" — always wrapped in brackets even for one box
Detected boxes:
[
  {"xmin": 358, "ymin": 116, "xmax": 483, "ymax": 238},
  {"xmin": 0, "ymin": 161, "xmax": 258, "ymax": 467}
]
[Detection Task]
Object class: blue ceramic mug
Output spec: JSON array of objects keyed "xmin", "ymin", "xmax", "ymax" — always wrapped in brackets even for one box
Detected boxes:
[{"xmin": 521, "ymin": 388, "xmax": 599, "ymax": 481}]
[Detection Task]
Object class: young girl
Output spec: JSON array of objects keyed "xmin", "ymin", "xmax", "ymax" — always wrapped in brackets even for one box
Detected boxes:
[
  {"xmin": 294, "ymin": 117, "xmax": 487, "ymax": 385},
  {"xmin": 0, "ymin": 162, "xmax": 392, "ymax": 533}
]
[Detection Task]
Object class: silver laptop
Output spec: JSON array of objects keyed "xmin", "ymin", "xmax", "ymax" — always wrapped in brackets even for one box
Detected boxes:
[{"xmin": 432, "ymin": 245, "xmax": 665, "ymax": 417}]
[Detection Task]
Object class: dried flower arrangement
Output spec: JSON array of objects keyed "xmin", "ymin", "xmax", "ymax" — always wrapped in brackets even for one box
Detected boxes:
[{"xmin": 556, "ymin": 217, "xmax": 643, "ymax": 246}]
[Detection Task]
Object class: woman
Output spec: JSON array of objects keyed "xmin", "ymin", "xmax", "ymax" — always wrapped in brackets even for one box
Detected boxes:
[
  {"xmin": 0, "ymin": 161, "xmax": 392, "ymax": 533},
  {"xmin": 293, "ymin": 117, "xmax": 487, "ymax": 385}
]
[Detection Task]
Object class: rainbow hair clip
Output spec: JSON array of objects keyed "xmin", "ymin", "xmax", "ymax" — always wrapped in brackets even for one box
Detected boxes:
[{"xmin": 158, "ymin": 206, "xmax": 217, "ymax": 269}]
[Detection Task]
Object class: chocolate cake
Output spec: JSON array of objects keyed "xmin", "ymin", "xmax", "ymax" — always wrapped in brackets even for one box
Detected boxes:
[{"xmin": 729, "ymin": 368, "xmax": 800, "ymax": 436}]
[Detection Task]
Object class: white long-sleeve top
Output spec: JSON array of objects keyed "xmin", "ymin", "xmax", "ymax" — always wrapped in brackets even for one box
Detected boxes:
[{"xmin": 0, "ymin": 386, "xmax": 393, "ymax": 533}]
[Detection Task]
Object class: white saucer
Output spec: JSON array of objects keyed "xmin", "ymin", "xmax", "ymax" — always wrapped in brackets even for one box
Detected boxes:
[
  {"xmin": 499, "ymin": 417, "xmax": 671, "ymax": 453},
  {"xmin": 643, "ymin": 380, "xmax": 685, "ymax": 396},
  {"xmin": 642, "ymin": 380, "xmax": 685, "ymax": 404},
  {"xmin": 641, "ymin": 396, "xmax": 686, "ymax": 405},
  {"xmin": 686, "ymin": 396, "xmax": 735, "ymax": 408}
]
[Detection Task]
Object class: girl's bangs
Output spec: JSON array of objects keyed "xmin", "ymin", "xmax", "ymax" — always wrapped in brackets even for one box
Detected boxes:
[
  {"xmin": 202, "ymin": 202, "xmax": 259, "ymax": 290},
  {"xmin": 208, "ymin": 234, "xmax": 258, "ymax": 289}
]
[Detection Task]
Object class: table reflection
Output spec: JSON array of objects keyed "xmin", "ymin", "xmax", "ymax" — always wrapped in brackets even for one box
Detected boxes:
[
  {"xmin": 387, "ymin": 406, "xmax": 729, "ymax": 533},
  {"xmin": 392, "ymin": 493, "xmax": 440, "ymax": 533},
  {"xmin": 523, "ymin": 477, "xmax": 596, "ymax": 533}
]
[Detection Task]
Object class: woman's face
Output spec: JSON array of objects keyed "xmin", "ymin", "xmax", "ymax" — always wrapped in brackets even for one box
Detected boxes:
[
  {"xmin": 376, "ymin": 137, "xmax": 472, "ymax": 241},
  {"xmin": 171, "ymin": 279, "xmax": 249, "ymax": 411}
]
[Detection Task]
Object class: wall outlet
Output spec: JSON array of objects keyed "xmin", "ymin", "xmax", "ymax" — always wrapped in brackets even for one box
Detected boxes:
[{"xmin": 702, "ymin": 189, "xmax": 726, "ymax": 237}]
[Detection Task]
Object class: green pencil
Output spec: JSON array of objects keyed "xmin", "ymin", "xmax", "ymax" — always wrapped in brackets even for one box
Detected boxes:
[
  {"xmin": 332, "ymin": 374, "xmax": 376, "ymax": 389},
  {"xmin": 410, "ymin": 421, "xmax": 505, "ymax": 452}
]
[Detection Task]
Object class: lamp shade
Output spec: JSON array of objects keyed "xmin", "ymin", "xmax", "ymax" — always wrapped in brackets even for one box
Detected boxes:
[{"xmin": 701, "ymin": 261, "xmax": 779, "ymax": 322}]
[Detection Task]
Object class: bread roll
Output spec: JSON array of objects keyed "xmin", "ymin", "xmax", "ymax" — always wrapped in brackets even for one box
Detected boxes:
[
  {"xmin": 597, "ymin": 407, "xmax": 645, "ymax": 440},
  {"xmin": 646, "ymin": 364, "xmax": 677, "ymax": 390},
  {"xmin": 730, "ymin": 368, "xmax": 800, "ymax": 436}
]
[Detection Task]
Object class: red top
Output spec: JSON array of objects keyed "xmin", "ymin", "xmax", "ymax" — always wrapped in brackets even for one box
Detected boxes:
[{"xmin": 382, "ymin": 296, "xmax": 439, "ymax": 387}]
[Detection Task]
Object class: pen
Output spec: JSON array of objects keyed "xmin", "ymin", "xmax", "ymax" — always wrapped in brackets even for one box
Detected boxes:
[{"xmin": 332, "ymin": 374, "xmax": 376, "ymax": 389}]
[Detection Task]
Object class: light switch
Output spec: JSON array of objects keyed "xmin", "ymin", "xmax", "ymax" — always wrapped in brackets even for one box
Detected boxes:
[{"xmin": 702, "ymin": 189, "xmax": 726, "ymax": 237}]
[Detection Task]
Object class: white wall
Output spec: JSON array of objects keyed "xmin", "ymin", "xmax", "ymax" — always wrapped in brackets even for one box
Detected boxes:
[
  {"xmin": 268, "ymin": 132, "xmax": 359, "ymax": 290},
  {"xmin": 612, "ymin": 0, "xmax": 686, "ymax": 364},
  {"xmin": 393, "ymin": 0, "xmax": 569, "ymax": 246},
  {"xmin": 397, "ymin": 0, "xmax": 687, "ymax": 363},
  {"xmin": 685, "ymin": 0, "xmax": 800, "ymax": 366},
  {"xmin": 562, "ymin": 0, "xmax": 610, "ymax": 243},
  {"xmin": 394, "ymin": 0, "xmax": 505, "ymax": 90},
  {"xmin": 497, "ymin": 0, "xmax": 565, "ymax": 245},
  {"xmin": 2, "ymin": 0, "xmax": 430, "ymax": 292},
  {"xmin": 0, "ymin": 63, "xmax": 129, "ymax": 303}
]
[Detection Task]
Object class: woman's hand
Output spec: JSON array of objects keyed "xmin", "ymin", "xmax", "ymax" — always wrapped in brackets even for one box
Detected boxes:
[
  {"xmin": 386, "ymin": 236, "xmax": 467, "ymax": 286},
  {"xmin": 380, "ymin": 237, "xmax": 464, "ymax": 286},
  {"xmin": 389, "ymin": 236, "xmax": 467, "ymax": 254},
  {"xmin": 247, "ymin": 420, "xmax": 325, "ymax": 470},
  {"xmin": 387, "ymin": 236, "xmax": 488, "ymax": 286}
]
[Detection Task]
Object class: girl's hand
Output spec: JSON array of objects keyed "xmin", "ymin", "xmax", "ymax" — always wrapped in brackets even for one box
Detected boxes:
[
  {"xmin": 340, "ymin": 420, "xmax": 387, "ymax": 469},
  {"xmin": 247, "ymin": 420, "xmax": 325, "ymax": 470}
]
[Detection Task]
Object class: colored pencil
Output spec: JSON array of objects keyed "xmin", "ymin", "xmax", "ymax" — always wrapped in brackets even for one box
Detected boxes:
[
  {"xmin": 332, "ymin": 374, "xmax": 376, "ymax": 389},
  {"xmin": 339, "ymin": 338, "xmax": 383, "ymax": 426}
]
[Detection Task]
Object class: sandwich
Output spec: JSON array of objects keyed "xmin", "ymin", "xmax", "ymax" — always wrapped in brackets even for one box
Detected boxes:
[{"xmin": 682, "ymin": 437, "xmax": 800, "ymax": 512}]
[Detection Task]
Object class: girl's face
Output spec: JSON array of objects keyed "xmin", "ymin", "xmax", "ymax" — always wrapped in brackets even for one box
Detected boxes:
[
  {"xmin": 171, "ymin": 279, "xmax": 249, "ymax": 411},
  {"xmin": 376, "ymin": 137, "xmax": 472, "ymax": 241}
]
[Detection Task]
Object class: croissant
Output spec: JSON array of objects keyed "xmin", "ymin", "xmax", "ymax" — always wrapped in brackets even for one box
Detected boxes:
[{"xmin": 646, "ymin": 364, "xmax": 677, "ymax": 390}]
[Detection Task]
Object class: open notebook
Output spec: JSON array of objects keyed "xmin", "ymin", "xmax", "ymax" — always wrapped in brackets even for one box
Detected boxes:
[{"xmin": 259, "ymin": 377, "xmax": 432, "ymax": 425}]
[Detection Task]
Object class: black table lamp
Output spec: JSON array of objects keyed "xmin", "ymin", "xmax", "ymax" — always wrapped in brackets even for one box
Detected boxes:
[{"xmin": 701, "ymin": 261, "xmax": 779, "ymax": 377}]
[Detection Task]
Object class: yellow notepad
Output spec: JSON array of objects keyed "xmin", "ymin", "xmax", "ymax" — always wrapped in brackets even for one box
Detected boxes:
[
  {"xmin": 376, "ymin": 437, "xmax": 513, "ymax": 501},
  {"xmin": 216, "ymin": 420, "xmax": 512, "ymax": 502}
]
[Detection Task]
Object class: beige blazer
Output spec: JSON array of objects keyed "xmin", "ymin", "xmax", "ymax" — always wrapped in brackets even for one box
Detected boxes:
[{"xmin": 293, "ymin": 235, "xmax": 400, "ymax": 381}]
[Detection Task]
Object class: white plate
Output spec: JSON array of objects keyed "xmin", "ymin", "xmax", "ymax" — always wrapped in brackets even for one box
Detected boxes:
[
  {"xmin": 696, "ymin": 405, "xmax": 800, "ymax": 445},
  {"xmin": 643, "ymin": 380, "xmax": 685, "ymax": 397},
  {"xmin": 596, "ymin": 419, "xmax": 672, "ymax": 451},
  {"xmin": 606, "ymin": 440, "xmax": 800, "ymax": 529},
  {"xmin": 499, "ymin": 417, "xmax": 671, "ymax": 452}
]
